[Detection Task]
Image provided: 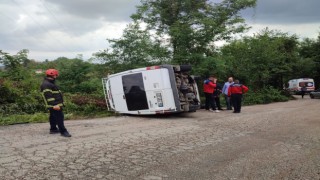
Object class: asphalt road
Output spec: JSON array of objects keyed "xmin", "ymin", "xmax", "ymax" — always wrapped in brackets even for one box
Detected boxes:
[{"xmin": 0, "ymin": 96, "xmax": 319, "ymax": 180}]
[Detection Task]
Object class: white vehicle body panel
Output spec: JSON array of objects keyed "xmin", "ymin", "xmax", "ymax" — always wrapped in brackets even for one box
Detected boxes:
[
  {"xmin": 102, "ymin": 65, "xmax": 200, "ymax": 115},
  {"xmin": 108, "ymin": 76, "xmax": 127, "ymax": 112}
]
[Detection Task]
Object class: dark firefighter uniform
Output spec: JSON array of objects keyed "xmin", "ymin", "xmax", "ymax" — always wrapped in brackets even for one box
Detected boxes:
[
  {"xmin": 40, "ymin": 77, "xmax": 68, "ymax": 134},
  {"xmin": 228, "ymin": 82, "xmax": 249, "ymax": 113}
]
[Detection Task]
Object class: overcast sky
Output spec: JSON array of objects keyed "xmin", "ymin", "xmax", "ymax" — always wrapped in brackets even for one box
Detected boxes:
[{"xmin": 0, "ymin": 0, "xmax": 319, "ymax": 61}]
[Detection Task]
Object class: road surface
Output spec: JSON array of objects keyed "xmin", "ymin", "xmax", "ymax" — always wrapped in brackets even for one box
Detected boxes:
[{"xmin": 0, "ymin": 96, "xmax": 319, "ymax": 179}]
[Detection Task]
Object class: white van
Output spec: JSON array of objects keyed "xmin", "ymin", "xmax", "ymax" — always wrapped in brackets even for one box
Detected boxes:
[
  {"xmin": 287, "ymin": 78, "xmax": 315, "ymax": 94},
  {"xmin": 102, "ymin": 65, "xmax": 201, "ymax": 115}
]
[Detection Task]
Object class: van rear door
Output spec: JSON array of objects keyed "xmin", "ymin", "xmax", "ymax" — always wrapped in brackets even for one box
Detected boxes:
[
  {"xmin": 298, "ymin": 78, "xmax": 315, "ymax": 92},
  {"xmin": 103, "ymin": 78, "xmax": 115, "ymax": 111},
  {"xmin": 108, "ymin": 75, "xmax": 128, "ymax": 112}
]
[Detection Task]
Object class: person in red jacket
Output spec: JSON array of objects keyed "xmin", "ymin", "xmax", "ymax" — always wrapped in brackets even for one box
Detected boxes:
[
  {"xmin": 203, "ymin": 76, "xmax": 220, "ymax": 112},
  {"xmin": 228, "ymin": 80, "xmax": 249, "ymax": 113}
]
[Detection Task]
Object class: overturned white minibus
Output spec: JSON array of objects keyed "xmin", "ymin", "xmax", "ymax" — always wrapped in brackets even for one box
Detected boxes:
[{"xmin": 102, "ymin": 65, "xmax": 200, "ymax": 115}]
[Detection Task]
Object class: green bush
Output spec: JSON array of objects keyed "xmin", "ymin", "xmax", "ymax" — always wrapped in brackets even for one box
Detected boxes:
[
  {"xmin": 61, "ymin": 93, "xmax": 111, "ymax": 118},
  {"xmin": 243, "ymin": 86, "xmax": 290, "ymax": 105},
  {"xmin": 0, "ymin": 53, "xmax": 113, "ymax": 125},
  {"xmin": 197, "ymin": 85, "xmax": 290, "ymax": 108},
  {"xmin": 0, "ymin": 113, "xmax": 48, "ymax": 125},
  {"xmin": 77, "ymin": 78, "xmax": 103, "ymax": 94},
  {"xmin": 0, "ymin": 110, "xmax": 112, "ymax": 126}
]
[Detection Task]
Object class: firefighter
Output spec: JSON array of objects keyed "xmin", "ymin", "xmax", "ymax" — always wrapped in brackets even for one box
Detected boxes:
[
  {"xmin": 40, "ymin": 69, "xmax": 71, "ymax": 137},
  {"xmin": 203, "ymin": 76, "xmax": 220, "ymax": 112},
  {"xmin": 228, "ymin": 80, "xmax": 249, "ymax": 113}
]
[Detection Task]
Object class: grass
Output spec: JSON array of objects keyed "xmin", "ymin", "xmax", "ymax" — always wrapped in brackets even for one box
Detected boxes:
[
  {"xmin": 0, "ymin": 113, "xmax": 48, "ymax": 125},
  {"xmin": 0, "ymin": 111, "xmax": 114, "ymax": 126}
]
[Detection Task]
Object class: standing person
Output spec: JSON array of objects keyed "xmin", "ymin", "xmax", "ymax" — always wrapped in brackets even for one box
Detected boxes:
[
  {"xmin": 228, "ymin": 80, "xmax": 249, "ymax": 113},
  {"xmin": 213, "ymin": 83, "xmax": 223, "ymax": 110},
  {"xmin": 222, "ymin": 77, "xmax": 234, "ymax": 110},
  {"xmin": 203, "ymin": 76, "xmax": 220, "ymax": 112},
  {"xmin": 41, "ymin": 69, "xmax": 71, "ymax": 137},
  {"xmin": 301, "ymin": 85, "xmax": 307, "ymax": 99}
]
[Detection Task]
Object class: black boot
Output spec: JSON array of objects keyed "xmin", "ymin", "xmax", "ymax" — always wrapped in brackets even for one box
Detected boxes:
[
  {"xmin": 61, "ymin": 131, "xmax": 72, "ymax": 137},
  {"xmin": 50, "ymin": 129, "xmax": 60, "ymax": 134}
]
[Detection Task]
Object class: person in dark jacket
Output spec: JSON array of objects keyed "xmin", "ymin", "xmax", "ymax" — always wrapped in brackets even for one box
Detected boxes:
[
  {"xmin": 213, "ymin": 83, "xmax": 223, "ymax": 110},
  {"xmin": 301, "ymin": 85, "xmax": 307, "ymax": 99},
  {"xmin": 228, "ymin": 80, "xmax": 249, "ymax": 113},
  {"xmin": 40, "ymin": 69, "xmax": 71, "ymax": 137}
]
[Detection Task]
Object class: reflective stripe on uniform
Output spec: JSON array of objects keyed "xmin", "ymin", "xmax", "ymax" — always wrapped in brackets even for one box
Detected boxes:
[
  {"xmin": 42, "ymin": 89, "xmax": 61, "ymax": 94},
  {"xmin": 45, "ymin": 103, "xmax": 63, "ymax": 108},
  {"xmin": 41, "ymin": 90, "xmax": 62, "ymax": 108},
  {"xmin": 42, "ymin": 89, "xmax": 52, "ymax": 93},
  {"xmin": 41, "ymin": 92, "xmax": 49, "ymax": 107},
  {"xmin": 47, "ymin": 98, "xmax": 55, "ymax": 102}
]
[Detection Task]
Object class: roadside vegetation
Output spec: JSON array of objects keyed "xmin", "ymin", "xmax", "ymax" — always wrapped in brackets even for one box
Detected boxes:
[
  {"xmin": 0, "ymin": 52, "xmax": 112, "ymax": 125},
  {"xmin": 1, "ymin": 0, "xmax": 320, "ymax": 125}
]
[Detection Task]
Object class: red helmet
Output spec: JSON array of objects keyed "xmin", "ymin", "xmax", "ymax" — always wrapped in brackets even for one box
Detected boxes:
[{"xmin": 45, "ymin": 69, "xmax": 59, "ymax": 76}]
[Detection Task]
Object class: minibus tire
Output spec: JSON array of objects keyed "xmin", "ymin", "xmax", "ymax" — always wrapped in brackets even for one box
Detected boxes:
[{"xmin": 179, "ymin": 65, "xmax": 192, "ymax": 72}]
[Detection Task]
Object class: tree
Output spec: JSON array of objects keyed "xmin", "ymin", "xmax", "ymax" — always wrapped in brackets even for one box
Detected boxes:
[
  {"xmin": 0, "ymin": 49, "xmax": 30, "ymax": 81},
  {"xmin": 42, "ymin": 57, "xmax": 95, "ymax": 93},
  {"xmin": 95, "ymin": 22, "xmax": 171, "ymax": 73},
  {"xmin": 0, "ymin": 50, "xmax": 44, "ymax": 113},
  {"xmin": 220, "ymin": 29, "xmax": 299, "ymax": 89},
  {"xmin": 132, "ymin": 0, "xmax": 257, "ymax": 65},
  {"xmin": 0, "ymin": 49, "xmax": 28, "ymax": 69},
  {"xmin": 298, "ymin": 34, "xmax": 320, "ymax": 87}
]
